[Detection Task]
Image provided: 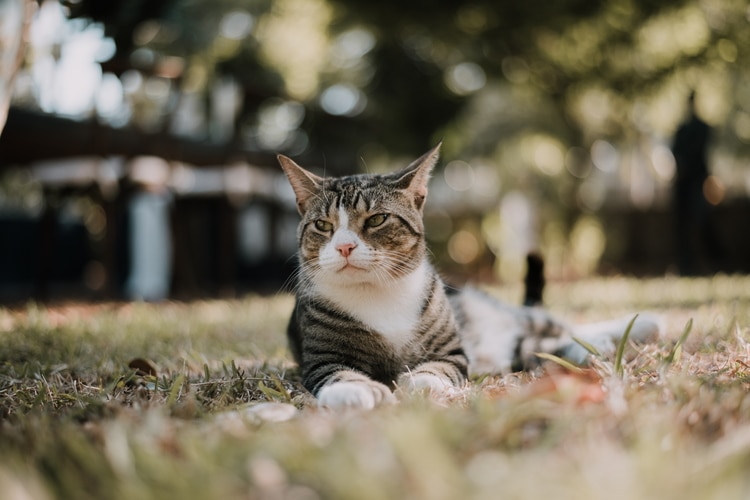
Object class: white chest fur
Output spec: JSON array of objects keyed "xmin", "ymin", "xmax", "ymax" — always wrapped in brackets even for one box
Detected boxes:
[{"xmin": 315, "ymin": 262, "xmax": 429, "ymax": 351}]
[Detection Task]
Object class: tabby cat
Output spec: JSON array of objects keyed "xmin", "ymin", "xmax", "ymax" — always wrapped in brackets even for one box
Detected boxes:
[{"xmin": 278, "ymin": 144, "xmax": 659, "ymax": 409}]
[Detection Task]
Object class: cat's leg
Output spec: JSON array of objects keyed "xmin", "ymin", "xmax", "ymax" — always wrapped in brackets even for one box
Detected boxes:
[{"xmin": 316, "ymin": 370, "xmax": 396, "ymax": 410}]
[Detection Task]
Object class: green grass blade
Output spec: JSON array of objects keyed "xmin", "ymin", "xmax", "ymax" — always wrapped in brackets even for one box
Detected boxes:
[
  {"xmin": 166, "ymin": 374, "xmax": 185, "ymax": 407},
  {"xmin": 572, "ymin": 337, "xmax": 602, "ymax": 357},
  {"xmin": 270, "ymin": 374, "xmax": 292, "ymax": 403},
  {"xmin": 534, "ymin": 352, "xmax": 584, "ymax": 373},
  {"xmin": 614, "ymin": 314, "xmax": 638, "ymax": 378},
  {"xmin": 664, "ymin": 318, "xmax": 694, "ymax": 365},
  {"xmin": 258, "ymin": 380, "xmax": 288, "ymax": 402}
]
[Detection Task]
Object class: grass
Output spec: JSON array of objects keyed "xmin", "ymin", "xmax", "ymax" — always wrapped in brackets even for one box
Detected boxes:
[{"xmin": 2, "ymin": 275, "xmax": 750, "ymax": 499}]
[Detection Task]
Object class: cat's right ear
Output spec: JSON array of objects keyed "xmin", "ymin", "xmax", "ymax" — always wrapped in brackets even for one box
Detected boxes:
[{"xmin": 277, "ymin": 155, "xmax": 324, "ymax": 216}]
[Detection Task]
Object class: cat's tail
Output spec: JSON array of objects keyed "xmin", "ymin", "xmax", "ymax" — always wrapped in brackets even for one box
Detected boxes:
[
  {"xmin": 558, "ymin": 313, "xmax": 663, "ymax": 365},
  {"xmin": 523, "ymin": 252, "xmax": 545, "ymax": 307}
]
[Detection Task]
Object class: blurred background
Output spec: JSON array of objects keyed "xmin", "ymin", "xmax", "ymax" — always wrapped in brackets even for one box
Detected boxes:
[{"xmin": 0, "ymin": 0, "xmax": 749, "ymax": 302}]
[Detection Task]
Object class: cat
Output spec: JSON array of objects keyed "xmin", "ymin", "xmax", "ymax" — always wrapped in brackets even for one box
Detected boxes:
[{"xmin": 278, "ymin": 144, "xmax": 660, "ymax": 409}]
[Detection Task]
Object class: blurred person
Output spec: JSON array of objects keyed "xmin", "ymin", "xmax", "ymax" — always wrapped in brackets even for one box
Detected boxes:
[{"xmin": 670, "ymin": 91, "xmax": 724, "ymax": 275}]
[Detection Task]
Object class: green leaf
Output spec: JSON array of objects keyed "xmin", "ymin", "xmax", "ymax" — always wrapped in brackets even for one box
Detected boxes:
[
  {"xmin": 167, "ymin": 374, "xmax": 185, "ymax": 407},
  {"xmin": 258, "ymin": 380, "xmax": 287, "ymax": 402},
  {"xmin": 572, "ymin": 336, "xmax": 602, "ymax": 357},
  {"xmin": 664, "ymin": 318, "xmax": 694, "ymax": 365},
  {"xmin": 270, "ymin": 374, "xmax": 292, "ymax": 402},
  {"xmin": 534, "ymin": 352, "xmax": 584, "ymax": 373},
  {"xmin": 614, "ymin": 314, "xmax": 638, "ymax": 378}
]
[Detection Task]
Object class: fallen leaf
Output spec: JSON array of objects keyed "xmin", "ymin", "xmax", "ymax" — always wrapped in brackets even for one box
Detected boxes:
[
  {"xmin": 128, "ymin": 358, "xmax": 158, "ymax": 377},
  {"xmin": 523, "ymin": 368, "xmax": 605, "ymax": 405}
]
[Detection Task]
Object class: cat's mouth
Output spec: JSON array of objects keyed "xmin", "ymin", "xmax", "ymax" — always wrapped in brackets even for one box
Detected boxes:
[{"xmin": 338, "ymin": 262, "xmax": 367, "ymax": 272}]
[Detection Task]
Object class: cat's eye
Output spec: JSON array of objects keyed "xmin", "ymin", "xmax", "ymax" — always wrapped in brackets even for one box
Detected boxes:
[
  {"xmin": 314, "ymin": 219, "xmax": 333, "ymax": 232},
  {"xmin": 365, "ymin": 214, "xmax": 388, "ymax": 228}
]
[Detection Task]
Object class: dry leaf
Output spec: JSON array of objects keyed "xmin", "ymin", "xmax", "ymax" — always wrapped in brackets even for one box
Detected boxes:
[
  {"xmin": 524, "ymin": 368, "xmax": 605, "ymax": 405},
  {"xmin": 128, "ymin": 358, "xmax": 158, "ymax": 377}
]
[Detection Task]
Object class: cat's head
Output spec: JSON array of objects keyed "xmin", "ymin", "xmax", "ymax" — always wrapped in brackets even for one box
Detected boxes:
[{"xmin": 278, "ymin": 144, "xmax": 440, "ymax": 287}]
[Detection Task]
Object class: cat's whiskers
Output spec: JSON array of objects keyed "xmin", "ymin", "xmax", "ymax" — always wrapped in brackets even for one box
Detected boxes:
[
  {"xmin": 369, "ymin": 263, "xmax": 397, "ymax": 288},
  {"xmin": 279, "ymin": 254, "xmax": 314, "ymax": 294},
  {"xmin": 368, "ymin": 256, "xmax": 403, "ymax": 284},
  {"xmin": 293, "ymin": 262, "xmax": 328, "ymax": 294},
  {"xmin": 380, "ymin": 262, "xmax": 412, "ymax": 281},
  {"xmin": 376, "ymin": 250, "xmax": 421, "ymax": 280}
]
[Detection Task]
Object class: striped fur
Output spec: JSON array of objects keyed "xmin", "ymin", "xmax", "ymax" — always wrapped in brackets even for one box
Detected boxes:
[{"xmin": 279, "ymin": 145, "xmax": 661, "ymax": 409}]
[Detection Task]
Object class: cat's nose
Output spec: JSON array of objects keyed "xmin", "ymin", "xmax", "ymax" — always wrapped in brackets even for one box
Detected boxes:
[{"xmin": 336, "ymin": 242, "xmax": 357, "ymax": 257}]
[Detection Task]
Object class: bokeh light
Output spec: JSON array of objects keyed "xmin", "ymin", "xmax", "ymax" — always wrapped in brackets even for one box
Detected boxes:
[
  {"xmin": 220, "ymin": 11, "xmax": 254, "ymax": 40},
  {"xmin": 320, "ymin": 84, "xmax": 366, "ymax": 116},
  {"xmin": 444, "ymin": 62, "xmax": 486, "ymax": 96},
  {"xmin": 443, "ymin": 160, "xmax": 474, "ymax": 191},
  {"xmin": 257, "ymin": 0, "xmax": 332, "ymax": 100},
  {"xmin": 570, "ymin": 216, "xmax": 606, "ymax": 276},
  {"xmin": 703, "ymin": 175, "xmax": 725, "ymax": 205},
  {"xmin": 448, "ymin": 230, "xmax": 480, "ymax": 265}
]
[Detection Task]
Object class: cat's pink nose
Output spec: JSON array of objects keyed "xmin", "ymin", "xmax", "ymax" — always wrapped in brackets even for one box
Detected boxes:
[{"xmin": 336, "ymin": 242, "xmax": 357, "ymax": 257}]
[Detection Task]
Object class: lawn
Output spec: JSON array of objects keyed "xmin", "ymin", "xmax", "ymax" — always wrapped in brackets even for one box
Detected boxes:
[{"xmin": 2, "ymin": 275, "xmax": 750, "ymax": 500}]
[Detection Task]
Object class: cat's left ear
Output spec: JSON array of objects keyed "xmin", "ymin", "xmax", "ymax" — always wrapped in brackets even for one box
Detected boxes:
[
  {"xmin": 278, "ymin": 155, "xmax": 324, "ymax": 216},
  {"xmin": 393, "ymin": 142, "xmax": 441, "ymax": 211}
]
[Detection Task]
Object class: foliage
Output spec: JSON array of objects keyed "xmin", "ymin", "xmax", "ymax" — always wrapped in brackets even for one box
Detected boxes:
[
  {"xmin": 2, "ymin": 275, "xmax": 750, "ymax": 499},
  {"xmin": 33, "ymin": 0, "xmax": 746, "ymax": 282},
  {"xmin": 55, "ymin": 0, "xmax": 750, "ymax": 162}
]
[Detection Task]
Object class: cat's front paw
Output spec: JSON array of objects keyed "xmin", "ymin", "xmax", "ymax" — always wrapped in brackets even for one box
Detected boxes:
[
  {"xmin": 317, "ymin": 380, "xmax": 396, "ymax": 410},
  {"xmin": 397, "ymin": 372, "xmax": 452, "ymax": 395}
]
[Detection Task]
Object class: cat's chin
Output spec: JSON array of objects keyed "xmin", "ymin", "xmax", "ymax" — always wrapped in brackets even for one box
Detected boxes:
[{"xmin": 319, "ymin": 269, "xmax": 383, "ymax": 289}]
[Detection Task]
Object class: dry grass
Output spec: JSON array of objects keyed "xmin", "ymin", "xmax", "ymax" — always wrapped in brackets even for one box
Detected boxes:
[{"xmin": 2, "ymin": 275, "xmax": 750, "ymax": 500}]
